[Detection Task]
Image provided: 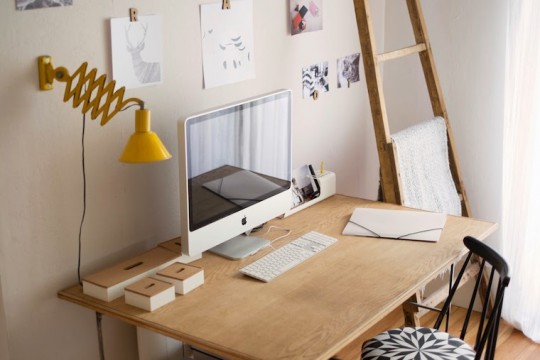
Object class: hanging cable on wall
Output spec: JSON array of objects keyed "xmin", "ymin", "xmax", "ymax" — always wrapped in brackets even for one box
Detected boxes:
[{"xmin": 77, "ymin": 112, "xmax": 87, "ymax": 285}]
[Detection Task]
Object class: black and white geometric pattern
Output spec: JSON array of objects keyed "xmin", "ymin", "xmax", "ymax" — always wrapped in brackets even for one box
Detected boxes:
[{"xmin": 362, "ymin": 327, "xmax": 476, "ymax": 360}]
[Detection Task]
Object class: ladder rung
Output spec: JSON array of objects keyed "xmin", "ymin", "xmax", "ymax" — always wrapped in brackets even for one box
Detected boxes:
[{"xmin": 377, "ymin": 43, "xmax": 427, "ymax": 63}]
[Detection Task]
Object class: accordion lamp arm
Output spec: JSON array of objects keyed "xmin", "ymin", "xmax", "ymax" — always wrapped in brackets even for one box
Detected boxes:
[{"xmin": 37, "ymin": 55, "xmax": 171, "ymax": 163}]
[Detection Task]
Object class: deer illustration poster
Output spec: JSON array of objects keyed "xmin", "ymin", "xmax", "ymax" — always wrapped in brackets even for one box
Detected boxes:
[
  {"xmin": 110, "ymin": 15, "xmax": 163, "ymax": 89},
  {"xmin": 200, "ymin": 0, "xmax": 255, "ymax": 89}
]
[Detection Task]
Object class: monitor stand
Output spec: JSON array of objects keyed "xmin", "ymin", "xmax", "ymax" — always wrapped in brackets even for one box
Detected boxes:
[{"xmin": 209, "ymin": 235, "xmax": 270, "ymax": 260}]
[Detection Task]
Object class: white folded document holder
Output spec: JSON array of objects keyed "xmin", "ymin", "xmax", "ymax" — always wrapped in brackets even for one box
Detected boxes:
[{"xmin": 342, "ymin": 207, "xmax": 447, "ymax": 242}]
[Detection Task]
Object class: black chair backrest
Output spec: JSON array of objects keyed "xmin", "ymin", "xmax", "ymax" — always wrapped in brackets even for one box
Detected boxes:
[{"xmin": 433, "ymin": 236, "xmax": 510, "ymax": 360}]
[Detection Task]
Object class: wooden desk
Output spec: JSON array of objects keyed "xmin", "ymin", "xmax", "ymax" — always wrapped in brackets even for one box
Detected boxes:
[{"xmin": 58, "ymin": 195, "xmax": 497, "ymax": 359}]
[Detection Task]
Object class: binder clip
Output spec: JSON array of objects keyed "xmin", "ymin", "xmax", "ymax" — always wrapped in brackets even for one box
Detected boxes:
[
  {"xmin": 129, "ymin": 8, "xmax": 138, "ymax": 22},
  {"xmin": 222, "ymin": 0, "xmax": 231, "ymax": 10}
]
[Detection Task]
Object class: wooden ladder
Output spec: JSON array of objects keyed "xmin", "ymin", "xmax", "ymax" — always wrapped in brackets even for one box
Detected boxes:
[{"xmin": 353, "ymin": 0, "xmax": 479, "ymax": 326}]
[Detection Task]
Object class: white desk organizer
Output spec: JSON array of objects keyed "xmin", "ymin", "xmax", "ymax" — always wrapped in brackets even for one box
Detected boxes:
[{"xmin": 284, "ymin": 171, "xmax": 336, "ymax": 217}]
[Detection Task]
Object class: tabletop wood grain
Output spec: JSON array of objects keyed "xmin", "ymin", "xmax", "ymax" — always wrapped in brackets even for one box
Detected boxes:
[{"xmin": 59, "ymin": 195, "xmax": 497, "ymax": 360}]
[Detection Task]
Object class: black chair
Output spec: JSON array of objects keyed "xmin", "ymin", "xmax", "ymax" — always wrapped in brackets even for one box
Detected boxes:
[{"xmin": 362, "ymin": 236, "xmax": 510, "ymax": 360}]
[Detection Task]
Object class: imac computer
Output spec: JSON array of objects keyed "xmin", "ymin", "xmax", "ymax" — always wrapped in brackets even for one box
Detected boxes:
[{"xmin": 178, "ymin": 90, "xmax": 292, "ymax": 259}]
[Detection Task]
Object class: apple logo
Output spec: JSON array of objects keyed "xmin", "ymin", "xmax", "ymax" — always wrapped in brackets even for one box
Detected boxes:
[{"xmin": 241, "ymin": 215, "xmax": 247, "ymax": 226}]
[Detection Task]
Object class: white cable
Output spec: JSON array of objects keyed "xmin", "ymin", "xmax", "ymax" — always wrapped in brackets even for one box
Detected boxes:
[{"xmin": 264, "ymin": 225, "xmax": 291, "ymax": 249}]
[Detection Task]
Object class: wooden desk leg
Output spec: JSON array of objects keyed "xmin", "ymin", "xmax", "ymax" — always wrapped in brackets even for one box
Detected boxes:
[
  {"xmin": 402, "ymin": 292, "xmax": 421, "ymax": 327},
  {"xmin": 183, "ymin": 344, "xmax": 195, "ymax": 359},
  {"xmin": 96, "ymin": 312, "xmax": 105, "ymax": 360},
  {"xmin": 402, "ymin": 263, "xmax": 459, "ymax": 329}
]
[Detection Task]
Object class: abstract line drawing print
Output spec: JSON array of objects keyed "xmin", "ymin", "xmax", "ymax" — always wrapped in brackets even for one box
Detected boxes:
[
  {"xmin": 200, "ymin": 0, "xmax": 255, "ymax": 89},
  {"xmin": 337, "ymin": 53, "xmax": 361, "ymax": 88},
  {"xmin": 125, "ymin": 23, "xmax": 161, "ymax": 84},
  {"xmin": 110, "ymin": 15, "xmax": 164, "ymax": 89},
  {"xmin": 302, "ymin": 62, "xmax": 329, "ymax": 98},
  {"xmin": 204, "ymin": 30, "xmax": 252, "ymax": 72}
]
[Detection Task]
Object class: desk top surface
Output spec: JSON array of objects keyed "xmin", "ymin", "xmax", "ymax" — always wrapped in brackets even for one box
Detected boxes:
[{"xmin": 59, "ymin": 195, "xmax": 497, "ymax": 360}]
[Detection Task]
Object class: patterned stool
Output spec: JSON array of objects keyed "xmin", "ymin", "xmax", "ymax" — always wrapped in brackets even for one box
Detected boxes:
[{"xmin": 362, "ymin": 327, "xmax": 475, "ymax": 360}]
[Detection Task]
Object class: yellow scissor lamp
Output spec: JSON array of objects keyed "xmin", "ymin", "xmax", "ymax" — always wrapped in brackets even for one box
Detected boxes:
[{"xmin": 37, "ymin": 55, "xmax": 171, "ymax": 163}]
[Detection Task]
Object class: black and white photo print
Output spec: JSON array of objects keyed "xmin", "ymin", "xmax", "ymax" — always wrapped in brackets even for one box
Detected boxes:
[
  {"xmin": 302, "ymin": 62, "xmax": 329, "ymax": 99},
  {"xmin": 16, "ymin": 0, "xmax": 72, "ymax": 11},
  {"xmin": 337, "ymin": 53, "xmax": 360, "ymax": 88}
]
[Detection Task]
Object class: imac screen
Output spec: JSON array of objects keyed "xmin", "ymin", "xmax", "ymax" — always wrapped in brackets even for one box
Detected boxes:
[{"xmin": 183, "ymin": 90, "xmax": 291, "ymax": 235}]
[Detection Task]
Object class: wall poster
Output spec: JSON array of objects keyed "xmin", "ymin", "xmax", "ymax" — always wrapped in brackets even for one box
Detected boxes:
[
  {"xmin": 302, "ymin": 62, "xmax": 329, "ymax": 99},
  {"xmin": 110, "ymin": 15, "xmax": 164, "ymax": 89},
  {"xmin": 337, "ymin": 53, "xmax": 361, "ymax": 88},
  {"xmin": 16, "ymin": 0, "xmax": 72, "ymax": 11},
  {"xmin": 200, "ymin": 0, "xmax": 255, "ymax": 89},
  {"xmin": 290, "ymin": 0, "xmax": 323, "ymax": 35}
]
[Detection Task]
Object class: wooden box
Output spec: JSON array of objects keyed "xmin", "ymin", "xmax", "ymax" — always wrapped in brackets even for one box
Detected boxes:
[
  {"xmin": 124, "ymin": 277, "xmax": 175, "ymax": 311},
  {"xmin": 82, "ymin": 247, "xmax": 180, "ymax": 302},
  {"xmin": 158, "ymin": 238, "xmax": 202, "ymax": 263},
  {"xmin": 154, "ymin": 262, "xmax": 204, "ymax": 295}
]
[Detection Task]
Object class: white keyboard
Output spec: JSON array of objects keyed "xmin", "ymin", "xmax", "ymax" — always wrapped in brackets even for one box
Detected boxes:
[{"xmin": 239, "ymin": 231, "xmax": 337, "ymax": 282}]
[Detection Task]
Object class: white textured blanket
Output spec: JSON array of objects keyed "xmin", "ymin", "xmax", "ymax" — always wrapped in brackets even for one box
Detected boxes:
[{"xmin": 391, "ymin": 117, "xmax": 462, "ymax": 215}]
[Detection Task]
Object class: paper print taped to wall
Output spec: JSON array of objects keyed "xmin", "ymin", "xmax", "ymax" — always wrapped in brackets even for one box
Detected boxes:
[
  {"xmin": 16, "ymin": 0, "xmax": 72, "ymax": 10},
  {"xmin": 110, "ymin": 15, "xmax": 163, "ymax": 89},
  {"xmin": 302, "ymin": 62, "xmax": 329, "ymax": 99},
  {"xmin": 290, "ymin": 0, "xmax": 323, "ymax": 35},
  {"xmin": 337, "ymin": 53, "xmax": 361, "ymax": 88},
  {"xmin": 200, "ymin": 0, "xmax": 255, "ymax": 89}
]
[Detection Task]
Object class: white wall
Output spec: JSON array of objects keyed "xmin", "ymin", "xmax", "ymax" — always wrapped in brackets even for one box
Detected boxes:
[
  {"xmin": 428, "ymin": 0, "xmax": 507, "ymax": 249},
  {"xmin": 382, "ymin": 0, "xmax": 508, "ymax": 249},
  {"xmin": 0, "ymin": 1, "xmax": 385, "ymax": 359},
  {"xmin": 0, "ymin": 1, "xmax": 511, "ymax": 358},
  {"xmin": 0, "ymin": 275, "xmax": 8, "ymax": 359}
]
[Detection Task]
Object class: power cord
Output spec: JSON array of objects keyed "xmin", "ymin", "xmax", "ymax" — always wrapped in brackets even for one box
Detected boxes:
[
  {"xmin": 264, "ymin": 225, "xmax": 291, "ymax": 249},
  {"xmin": 77, "ymin": 112, "xmax": 87, "ymax": 285},
  {"xmin": 76, "ymin": 99, "xmax": 137, "ymax": 284},
  {"xmin": 78, "ymin": 112, "xmax": 106, "ymax": 360}
]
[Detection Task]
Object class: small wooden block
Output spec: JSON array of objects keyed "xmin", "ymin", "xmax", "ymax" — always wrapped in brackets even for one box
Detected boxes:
[
  {"xmin": 155, "ymin": 263, "xmax": 204, "ymax": 295},
  {"xmin": 158, "ymin": 238, "xmax": 202, "ymax": 263},
  {"xmin": 124, "ymin": 277, "xmax": 175, "ymax": 311},
  {"xmin": 82, "ymin": 247, "xmax": 179, "ymax": 302}
]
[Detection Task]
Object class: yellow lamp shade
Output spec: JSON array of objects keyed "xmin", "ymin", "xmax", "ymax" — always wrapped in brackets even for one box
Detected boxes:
[{"xmin": 120, "ymin": 109, "xmax": 172, "ymax": 163}]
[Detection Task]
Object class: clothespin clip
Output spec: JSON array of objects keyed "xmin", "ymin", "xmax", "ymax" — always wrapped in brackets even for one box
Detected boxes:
[
  {"xmin": 222, "ymin": 0, "xmax": 231, "ymax": 10},
  {"xmin": 129, "ymin": 8, "xmax": 138, "ymax": 22},
  {"xmin": 312, "ymin": 90, "xmax": 319, "ymax": 100},
  {"xmin": 348, "ymin": 79, "xmax": 351, "ymax": 88}
]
